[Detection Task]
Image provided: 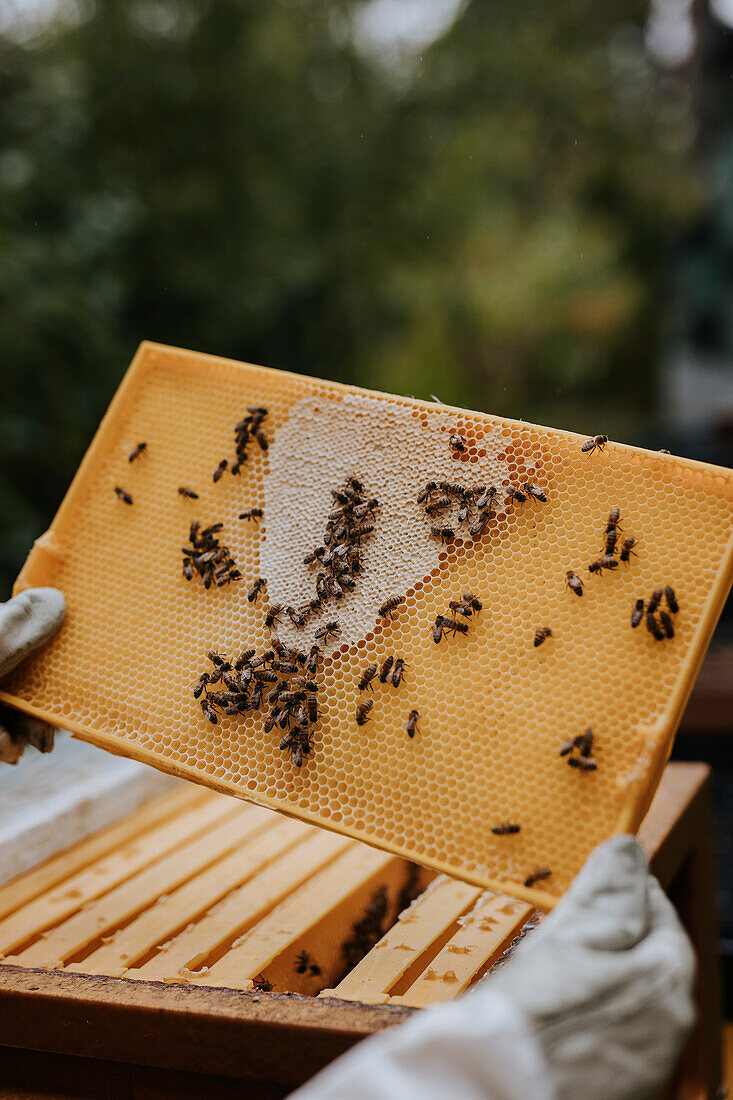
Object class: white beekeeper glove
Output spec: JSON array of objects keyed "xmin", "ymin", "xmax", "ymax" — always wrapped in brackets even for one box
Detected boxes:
[
  {"xmin": 0, "ymin": 588, "xmax": 66, "ymax": 763},
  {"xmin": 489, "ymin": 834, "xmax": 696, "ymax": 1099},
  {"xmin": 292, "ymin": 835, "xmax": 695, "ymax": 1100}
]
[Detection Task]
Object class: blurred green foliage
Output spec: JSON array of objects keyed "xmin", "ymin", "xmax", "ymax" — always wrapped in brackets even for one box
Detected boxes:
[{"xmin": 0, "ymin": 0, "xmax": 702, "ymax": 589}]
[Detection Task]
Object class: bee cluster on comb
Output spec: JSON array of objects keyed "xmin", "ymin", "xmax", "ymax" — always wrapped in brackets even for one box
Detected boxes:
[
  {"xmin": 181, "ymin": 520, "xmax": 241, "ymax": 589},
  {"xmin": 195, "ymin": 639, "xmax": 321, "ymax": 766},
  {"xmin": 303, "ymin": 477, "xmax": 380, "ymax": 610}
]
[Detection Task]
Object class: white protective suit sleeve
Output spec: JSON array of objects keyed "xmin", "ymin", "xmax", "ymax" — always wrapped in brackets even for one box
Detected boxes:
[
  {"xmin": 291, "ymin": 836, "xmax": 695, "ymax": 1100},
  {"xmin": 291, "ymin": 987, "xmax": 552, "ymax": 1100},
  {"xmin": 0, "ymin": 588, "xmax": 66, "ymax": 762}
]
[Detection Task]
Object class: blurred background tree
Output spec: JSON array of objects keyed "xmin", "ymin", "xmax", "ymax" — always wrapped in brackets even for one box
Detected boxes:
[{"xmin": 0, "ymin": 0, "xmax": 707, "ymax": 586}]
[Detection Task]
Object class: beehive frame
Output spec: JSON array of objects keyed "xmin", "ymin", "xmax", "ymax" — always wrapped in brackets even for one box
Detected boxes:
[{"xmin": 2, "ymin": 342, "xmax": 732, "ymax": 908}]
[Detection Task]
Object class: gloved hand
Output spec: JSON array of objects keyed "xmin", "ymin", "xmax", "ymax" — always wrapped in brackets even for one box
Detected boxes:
[
  {"xmin": 0, "ymin": 588, "xmax": 66, "ymax": 764},
  {"xmin": 488, "ymin": 834, "xmax": 696, "ymax": 1100}
]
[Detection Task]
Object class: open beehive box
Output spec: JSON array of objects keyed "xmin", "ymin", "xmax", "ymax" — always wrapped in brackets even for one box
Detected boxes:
[
  {"xmin": 2, "ymin": 342, "xmax": 732, "ymax": 908},
  {"xmin": 0, "ymin": 785, "xmax": 537, "ymax": 1004}
]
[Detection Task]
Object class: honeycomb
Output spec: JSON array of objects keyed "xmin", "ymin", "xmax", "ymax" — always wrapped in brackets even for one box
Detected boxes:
[{"xmin": 2, "ymin": 342, "xmax": 732, "ymax": 907}]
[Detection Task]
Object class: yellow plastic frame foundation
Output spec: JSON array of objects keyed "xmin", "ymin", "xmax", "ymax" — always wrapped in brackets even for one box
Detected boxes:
[{"xmin": 2, "ymin": 343, "xmax": 732, "ymax": 910}]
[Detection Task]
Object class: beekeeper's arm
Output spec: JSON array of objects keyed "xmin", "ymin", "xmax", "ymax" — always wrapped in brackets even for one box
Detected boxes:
[
  {"xmin": 291, "ymin": 835, "xmax": 695, "ymax": 1100},
  {"xmin": 0, "ymin": 588, "xmax": 66, "ymax": 762}
]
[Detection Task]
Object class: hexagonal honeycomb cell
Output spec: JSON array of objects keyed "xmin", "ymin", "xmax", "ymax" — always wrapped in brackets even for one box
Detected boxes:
[{"xmin": 2, "ymin": 342, "xmax": 732, "ymax": 907}]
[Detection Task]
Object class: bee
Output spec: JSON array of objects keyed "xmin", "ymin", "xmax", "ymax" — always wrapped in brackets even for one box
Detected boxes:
[
  {"xmin": 235, "ymin": 648, "xmax": 256, "ymax": 670},
  {"xmin": 664, "ymin": 586, "xmax": 679, "ymax": 614},
  {"xmin": 659, "ymin": 610, "xmax": 675, "ymax": 639},
  {"xmin": 442, "ymin": 616, "xmax": 469, "ymax": 636},
  {"xmin": 406, "ymin": 709, "xmax": 420, "ymax": 738},
  {"xmin": 533, "ymin": 627, "xmax": 553, "ymax": 647},
  {"xmin": 359, "ymin": 664, "xmax": 377, "ymax": 691},
  {"xmin": 425, "ymin": 496, "xmax": 452, "ymax": 516},
  {"xmin": 306, "ymin": 645, "xmax": 321, "ymax": 674},
  {"xmin": 450, "ymin": 434, "xmax": 466, "ymax": 452},
  {"xmin": 631, "ymin": 598, "xmax": 645, "ymax": 629},
  {"xmin": 200, "ymin": 698, "xmax": 219, "ymax": 724},
  {"xmin": 391, "ymin": 659, "xmax": 405, "ymax": 687},
  {"xmin": 565, "ymin": 570, "xmax": 583, "ymax": 596},
  {"xmin": 659, "ymin": 448, "xmax": 671, "ymax": 454},
  {"xmin": 307, "ymin": 696, "xmax": 318, "ymax": 722},
  {"xmin": 128, "ymin": 442, "xmax": 147, "ymax": 462},
  {"xmin": 252, "ymin": 976, "xmax": 272, "ymax": 992},
  {"xmin": 341, "ymin": 576, "xmax": 356, "ymax": 591},
  {"xmin": 247, "ymin": 578, "xmax": 266, "ymax": 604},
  {"xmin": 356, "ymin": 700, "xmax": 373, "ymax": 725},
  {"xmin": 647, "ymin": 587, "xmax": 663, "ymax": 614},
  {"xmin": 348, "ymin": 476, "xmax": 364, "ymax": 493},
  {"xmin": 456, "ymin": 503, "xmax": 470, "ymax": 524},
  {"xmin": 295, "ymin": 950, "xmax": 313, "ymax": 975},
  {"xmin": 189, "ymin": 520, "xmax": 201, "ymax": 542},
  {"xmin": 354, "ymin": 498, "xmax": 379, "ymax": 518},
  {"xmin": 431, "ymin": 524, "xmax": 455, "ymax": 542},
  {"xmin": 326, "ymin": 578, "xmax": 343, "ymax": 600},
  {"xmin": 352, "ymin": 523, "xmax": 375, "ymax": 543},
  {"xmin": 254, "ymin": 428, "xmax": 269, "ymax": 451},
  {"xmin": 507, "ymin": 486, "xmax": 527, "ymax": 504},
  {"xmin": 213, "ymin": 459, "xmax": 228, "ymax": 482},
  {"xmin": 620, "ymin": 536, "xmax": 637, "ymax": 563},
  {"xmin": 265, "ymin": 603, "xmax": 284, "ymax": 627},
  {"xmin": 559, "ymin": 736, "xmax": 576, "ymax": 757},
  {"xmin": 178, "ymin": 486, "xmax": 199, "ymax": 499},
  {"xmin": 315, "ymin": 621, "xmax": 341, "ymax": 643},
  {"xmin": 239, "ymin": 508, "xmax": 264, "ymax": 520},
  {"xmin": 606, "ymin": 506, "xmax": 621, "ymax": 532},
  {"xmin": 476, "ymin": 487, "xmax": 497, "ymax": 510},
  {"xmin": 287, "ymin": 606, "xmax": 307, "ymax": 626},
  {"xmin": 462, "ymin": 591, "xmax": 483, "ymax": 613},
  {"xmin": 588, "ymin": 557, "xmax": 617, "ymax": 574},
  {"xmin": 523, "ymin": 483, "xmax": 547, "ymax": 503},
  {"xmin": 523, "ymin": 868, "xmax": 551, "ymax": 888},
  {"xmin": 417, "ymin": 481, "xmax": 439, "ymax": 504},
  {"xmin": 646, "ymin": 610, "xmax": 665, "ymax": 640},
  {"xmin": 379, "ymin": 655, "xmax": 394, "ymax": 683},
  {"xmin": 182, "ymin": 558, "xmax": 194, "ymax": 580},
  {"xmin": 272, "ymin": 660, "xmax": 298, "ymax": 674},
  {"xmin": 114, "ymin": 486, "xmax": 133, "ymax": 505},
  {"xmin": 568, "ymin": 756, "xmax": 597, "ymax": 771},
  {"xmin": 192, "ymin": 673, "xmax": 209, "ymax": 699},
  {"xmin": 581, "ymin": 434, "xmax": 608, "ymax": 455},
  {"xmin": 604, "ymin": 529, "xmax": 618, "ymax": 557},
  {"xmin": 432, "ymin": 619, "xmax": 444, "ymax": 644},
  {"xmin": 491, "ymin": 823, "xmax": 520, "ymax": 835},
  {"xmin": 379, "ymin": 596, "xmax": 405, "ymax": 620},
  {"xmin": 578, "ymin": 728, "xmax": 594, "ymax": 756},
  {"xmin": 470, "ymin": 512, "xmax": 491, "ymax": 538},
  {"xmin": 253, "ymin": 668, "xmax": 278, "ymax": 683},
  {"xmin": 303, "ymin": 547, "xmax": 325, "ymax": 565},
  {"xmin": 440, "ymin": 481, "xmax": 467, "ymax": 497}
]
